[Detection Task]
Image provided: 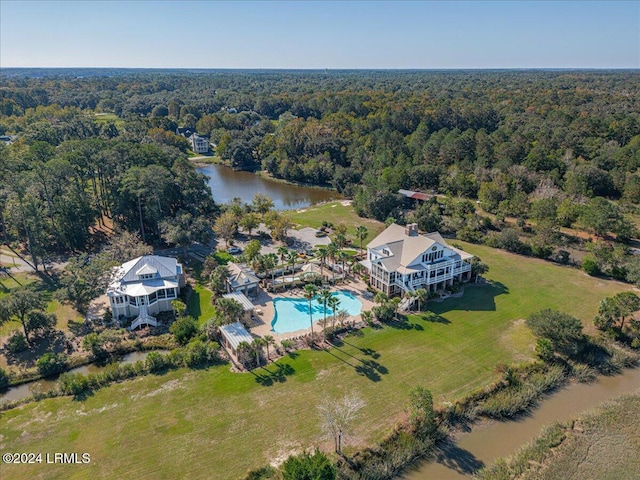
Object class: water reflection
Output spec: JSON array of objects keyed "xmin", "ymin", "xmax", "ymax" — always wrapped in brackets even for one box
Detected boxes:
[{"xmin": 197, "ymin": 164, "xmax": 339, "ymax": 210}]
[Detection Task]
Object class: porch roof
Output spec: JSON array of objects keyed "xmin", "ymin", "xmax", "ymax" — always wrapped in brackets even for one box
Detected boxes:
[{"xmin": 219, "ymin": 322, "xmax": 253, "ymax": 351}]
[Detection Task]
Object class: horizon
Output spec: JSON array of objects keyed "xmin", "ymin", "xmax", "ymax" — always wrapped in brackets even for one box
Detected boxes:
[{"xmin": 1, "ymin": 1, "xmax": 638, "ymax": 69}]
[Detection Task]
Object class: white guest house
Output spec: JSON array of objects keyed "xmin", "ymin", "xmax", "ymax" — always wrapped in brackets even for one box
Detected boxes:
[
  {"xmin": 362, "ymin": 223, "xmax": 474, "ymax": 296},
  {"xmin": 107, "ymin": 255, "xmax": 185, "ymax": 330}
]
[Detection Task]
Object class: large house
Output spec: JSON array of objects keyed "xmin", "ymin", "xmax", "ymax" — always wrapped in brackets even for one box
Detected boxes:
[
  {"xmin": 189, "ymin": 134, "xmax": 209, "ymax": 154},
  {"xmin": 107, "ymin": 255, "xmax": 185, "ymax": 330},
  {"xmin": 362, "ymin": 223, "xmax": 473, "ymax": 296}
]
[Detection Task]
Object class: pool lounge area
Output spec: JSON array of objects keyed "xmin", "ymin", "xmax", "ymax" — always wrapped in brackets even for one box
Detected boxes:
[{"xmin": 270, "ymin": 290, "xmax": 363, "ymax": 334}]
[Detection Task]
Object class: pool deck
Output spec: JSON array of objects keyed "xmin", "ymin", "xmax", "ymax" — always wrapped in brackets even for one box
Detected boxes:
[{"xmin": 249, "ymin": 278, "xmax": 375, "ymax": 341}]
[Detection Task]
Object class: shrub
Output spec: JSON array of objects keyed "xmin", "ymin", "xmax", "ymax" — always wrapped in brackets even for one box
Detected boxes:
[
  {"xmin": 244, "ymin": 465, "xmax": 279, "ymax": 480},
  {"xmin": 582, "ymin": 256, "xmax": 601, "ymax": 276},
  {"xmin": 145, "ymin": 351, "xmax": 167, "ymax": 372},
  {"xmin": 36, "ymin": 352, "xmax": 68, "ymax": 377},
  {"xmin": 281, "ymin": 451, "xmax": 336, "ymax": 480},
  {"xmin": 59, "ymin": 372, "xmax": 90, "ymax": 396},
  {"xmin": 183, "ymin": 339, "xmax": 209, "ymax": 367},
  {"xmin": 82, "ymin": 332, "xmax": 107, "ymax": 359},
  {"xmin": 6, "ymin": 331, "xmax": 28, "ymax": 354},
  {"xmin": 0, "ymin": 367, "xmax": 9, "ymax": 389},
  {"xmin": 407, "ymin": 386, "xmax": 436, "ymax": 439},
  {"xmin": 526, "ymin": 309, "xmax": 584, "ymax": 358},
  {"xmin": 170, "ymin": 316, "xmax": 199, "ymax": 345},
  {"xmin": 535, "ymin": 338, "xmax": 555, "ymax": 362}
]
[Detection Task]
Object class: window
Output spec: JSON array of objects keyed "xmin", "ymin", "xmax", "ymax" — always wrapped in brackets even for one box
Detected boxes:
[
  {"xmin": 139, "ymin": 273, "xmax": 154, "ymax": 280},
  {"xmin": 158, "ymin": 289, "xmax": 167, "ymax": 299},
  {"xmin": 149, "ymin": 292, "xmax": 158, "ymax": 304},
  {"xmin": 128, "ymin": 296, "xmax": 137, "ymax": 306},
  {"xmin": 114, "ymin": 296, "xmax": 124, "ymax": 305}
]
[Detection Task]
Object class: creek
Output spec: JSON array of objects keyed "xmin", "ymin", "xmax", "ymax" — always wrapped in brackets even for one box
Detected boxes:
[
  {"xmin": 0, "ymin": 350, "xmax": 169, "ymax": 403},
  {"xmin": 403, "ymin": 367, "xmax": 640, "ymax": 479}
]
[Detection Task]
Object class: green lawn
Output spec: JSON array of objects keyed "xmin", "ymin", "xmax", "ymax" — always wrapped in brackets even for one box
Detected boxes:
[
  {"xmin": 93, "ymin": 112, "xmax": 124, "ymax": 127},
  {"xmin": 186, "ymin": 283, "xmax": 216, "ymax": 325},
  {"xmin": 0, "ymin": 241, "xmax": 629, "ymax": 479},
  {"xmin": 288, "ymin": 201, "xmax": 384, "ymax": 246}
]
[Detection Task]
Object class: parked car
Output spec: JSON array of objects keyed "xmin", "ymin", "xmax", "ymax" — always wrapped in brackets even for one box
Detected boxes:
[
  {"xmin": 228, "ymin": 247, "xmax": 242, "ymax": 254},
  {"xmin": 314, "ymin": 230, "xmax": 327, "ymax": 237}
]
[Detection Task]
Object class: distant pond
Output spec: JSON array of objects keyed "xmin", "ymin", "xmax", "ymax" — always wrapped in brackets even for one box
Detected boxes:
[{"xmin": 197, "ymin": 164, "xmax": 340, "ymax": 210}]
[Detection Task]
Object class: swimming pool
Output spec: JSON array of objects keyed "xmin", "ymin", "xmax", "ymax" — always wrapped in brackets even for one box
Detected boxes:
[{"xmin": 271, "ymin": 290, "xmax": 363, "ymax": 334}]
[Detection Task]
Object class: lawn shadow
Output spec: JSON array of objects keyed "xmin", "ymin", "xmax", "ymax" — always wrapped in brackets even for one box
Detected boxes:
[
  {"xmin": 253, "ymin": 362, "xmax": 295, "ymax": 386},
  {"xmin": 323, "ymin": 343, "xmax": 388, "ymax": 382},
  {"xmin": 382, "ymin": 318, "xmax": 422, "ymax": 331},
  {"xmin": 185, "ymin": 287, "xmax": 202, "ymax": 319},
  {"xmin": 419, "ymin": 312, "xmax": 451, "ymax": 324},
  {"xmin": 68, "ymin": 319, "xmax": 91, "ymax": 336},
  {"xmin": 3, "ymin": 331, "xmax": 68, "ymax": 369},
  {"xmin": 72, "ymin": 389, "xmax": 95, "ymax": 401},
  {"xmin": 340, "ymin": 340, "xmax": 381, "ymax": 360},
  {"xmin": 430, "ymin": 281, "xmax": 509, "ymax": 317}
]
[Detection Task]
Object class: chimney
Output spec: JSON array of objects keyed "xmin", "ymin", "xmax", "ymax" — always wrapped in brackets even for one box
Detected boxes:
[{"xmin": 405, "ymin": 223, "xmax": 418, "ymax": 237}]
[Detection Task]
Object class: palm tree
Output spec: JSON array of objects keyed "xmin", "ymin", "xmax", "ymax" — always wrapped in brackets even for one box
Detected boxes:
[
  {"xmin": 374, "ymin": 291, "xmax": 389, "ymax": 306},
  {"xmin": 265, "ymin": 253, "xmax": 278, "ymax": 288},
  {"xmin": 361, "ymin": 310, "xmax": 373, "ymax": 325},
  {"xmin": 392, "ymin": 297, "xmax": 401, "ymax": 320},
  {"xmin": 318, "ymin": 289, "xmax": 332, "ymax": 341},
  {"xmin": 316, "ymin": 245, "xmax": 328, "ymax": 278},
  {"xmin": 334, "ymin": 232, "xmax": 347, "ymax": 249},
  {"xmin": 337, "ymin": 250, "xmax": 349, "ymax": 282},
  {"xmin": 252, "ymin": 337, "xmax": 265, "ymax": 367},
  {"xmin": 351, "ymin": 261, "xmax": 365, "ymax": 280},
  {"xmin": 471, "ymin": 257, "xmax": 488, "ymax": 282},
  {"xmin": 287, "ymin": 250, "xmax": 298, "ymax": 285},
  {"xmin": 303, "ymin": 284, "xmax": 318, "ymax": 340},
  {"xmin": 278, "ymin": 246, "xmax": 289, "ymax": 290},
  {"xmin": 415, "ymin": 288, "xmax": 428, "ymax": 312},
  {"xmin": 326, "ymin": 242, "xmax": 339, "ymax": 282},
  {"xmin": 236, "ymin": 341, "xmax": 252, "ymax": 369},
  {"xmin": 356, "ymin": 225, "xmax": 368, "ymax": 257},
  {"xmin": 263, "ymin": 335, "xmax": 275, "ymax": 362},
  {"xmin": 327, "ymin": 295, "xmax": 340, "ymax": 331}
]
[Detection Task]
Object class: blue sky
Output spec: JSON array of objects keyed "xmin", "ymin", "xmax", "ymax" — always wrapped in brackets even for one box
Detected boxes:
[{"xmin": 1, "ymin": 1, "xmax": 638, "ymax": 68}]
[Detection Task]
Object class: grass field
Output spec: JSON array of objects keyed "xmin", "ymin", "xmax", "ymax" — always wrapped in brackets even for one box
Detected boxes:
[
  {"xmin": 93, "ymin": 112, "xmax": 124, "ymax": 127},
  {"xmin": 0, "ymin": 240, "xmax": 630, "ymax": 479},
  {"xmin": 288, "ymin": 201, "xmax": 384, "ymax": 246},
  {"xmin": 480, "ymin": 393, "xmax": 640, "ymax": 480}
]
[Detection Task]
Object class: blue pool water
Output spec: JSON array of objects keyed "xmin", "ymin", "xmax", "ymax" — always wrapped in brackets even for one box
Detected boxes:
[{"xmin": 271, "ymin": 290, "xmax": 363, "ymax": 334}]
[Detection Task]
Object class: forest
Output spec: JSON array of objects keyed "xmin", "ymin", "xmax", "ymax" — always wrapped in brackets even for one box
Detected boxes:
[{"xmin": 1, "ymin": 69, "xmax": 640, "ymax": 286}]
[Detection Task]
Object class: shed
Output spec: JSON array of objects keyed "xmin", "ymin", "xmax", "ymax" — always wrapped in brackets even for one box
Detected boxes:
[
  {"xmin": 222, "ymin": 291, "xmax": 255, "ymax": 321},
  {"xmin": 219, "ymin": 322, "xmax": 254, "ymax": 356}
]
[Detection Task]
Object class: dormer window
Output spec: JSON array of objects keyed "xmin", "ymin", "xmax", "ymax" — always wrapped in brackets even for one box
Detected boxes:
[{"xmin": 139, "ymin": 273, "xmax": 154, "ymax": 280}]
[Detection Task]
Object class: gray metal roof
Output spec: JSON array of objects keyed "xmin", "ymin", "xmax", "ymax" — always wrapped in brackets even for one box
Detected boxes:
[
  {"xmin": 219, "ymin": 322, "xmax": 254, "ymax": 351},
  {"xmin": 222, "ymin": 292, "xmax": 255, "ymax": 311}
]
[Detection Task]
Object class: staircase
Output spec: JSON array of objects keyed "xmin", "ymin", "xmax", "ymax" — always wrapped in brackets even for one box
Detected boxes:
[
  {"xmin": 129, "ymin": 304, "xmax": 157, "ymax": 330},
  {"xmin": 398, "ymin": 297, "xmax": 412, "ymax": 312}
]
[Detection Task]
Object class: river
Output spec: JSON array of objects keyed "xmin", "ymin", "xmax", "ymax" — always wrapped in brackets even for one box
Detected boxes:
[
  {"xmin": 197, "ymin": 164, "xmax": 339, "ymax": 210},
  {"xmin": 0, "ymin": 350, "xmax": 168, "ymax": 403},
  {"xmin": 403, "ymin": 367, "xmax": 640, "ymax": 479}
]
